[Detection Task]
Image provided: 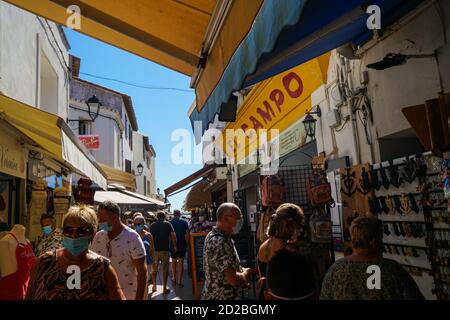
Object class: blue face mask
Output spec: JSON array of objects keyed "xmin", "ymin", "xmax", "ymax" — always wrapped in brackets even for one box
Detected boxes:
[
  {"xmin": 42, "ymin": 225, "xmax": 53, "ymax": 236},
  {"xmin": 99, "ymin": 222, "xmax": 112, "ymax": 232},
  {"xmin": 135, "ymin": 224, "xmax": 144, "ymax": 232},
  {"xmin": 62, "ymin": 236, "xmax": 89, "ymax": 257}
]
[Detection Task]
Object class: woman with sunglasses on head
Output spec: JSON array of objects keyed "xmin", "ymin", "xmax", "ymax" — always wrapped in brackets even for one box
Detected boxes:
[
  {"xmin": 257, "ymin": 203, "xmax": 308, "ymax": 300},
  {"xmin": 26, "ymin": 205, "xmax": 125, "ymax": 300}
]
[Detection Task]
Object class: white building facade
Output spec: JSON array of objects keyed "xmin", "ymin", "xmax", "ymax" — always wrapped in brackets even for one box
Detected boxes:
[
  {"xmin": 69, "ymin": 58, "xmax": 138, "ymax": 176},
  {"xmin": 313, "ymin": 0, "xmax": 450, "ymax": 165},
  {"xmin": 0, "ymin": 1, "xmax": 70, "ymax": 118},
  {"xmin": 132, "ymin": 132, "xmax": 157, "ymax": 197}
]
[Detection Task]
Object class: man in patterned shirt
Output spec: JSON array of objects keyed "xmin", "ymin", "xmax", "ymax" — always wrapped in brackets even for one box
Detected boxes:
[
  {"xmin": 34, "ymin": 214, "xmax": 63, "ymax": 257},
  {"xmin": 202, "ymin": 203, "xmax": 251, "ymax": 300}
]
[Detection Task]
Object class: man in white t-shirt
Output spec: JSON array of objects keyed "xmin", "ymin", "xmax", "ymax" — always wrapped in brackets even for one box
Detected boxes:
[{"xmin": 90, "ymin": 201, "xmax": 147, "ymax": 300}]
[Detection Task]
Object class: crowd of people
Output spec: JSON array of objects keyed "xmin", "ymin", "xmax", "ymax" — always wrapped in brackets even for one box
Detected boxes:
[
  {"xmin": 2, "ymin": 200, "xmax": 426, "ymax": 300},
  {"xmin": 202, "ymin": 202, "xmax": 425, "ymax": 300},
  {"xmin": 23, "ymin": 201, "xmax": 189, "ymax": 300}
]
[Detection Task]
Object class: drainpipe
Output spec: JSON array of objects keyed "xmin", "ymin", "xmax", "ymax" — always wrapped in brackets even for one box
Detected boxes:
[{"xmin": 340, "ymin": 57, "xmax": 362, "ymax": 164}]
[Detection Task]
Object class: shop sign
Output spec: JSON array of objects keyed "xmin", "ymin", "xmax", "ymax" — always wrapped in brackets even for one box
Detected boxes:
[
  {"xmin": 217, "ymin": 52, "xmax": 330, "ymax": 163},
  {"xmin": 238, "ymin": 118, "xmax": 310, "ymax": 178},
  {"xmin": 79, "ymin": 134, "xmax": 100, "ymax": 150},
  {"xmin": 0, "ymin": 135, "xmax": 27, "ymax": 179}
]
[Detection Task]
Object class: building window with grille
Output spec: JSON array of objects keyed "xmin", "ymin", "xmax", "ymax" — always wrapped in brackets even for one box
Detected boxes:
[
  {"xmin": 125, "ymin": 159, "xmax": 132, "ymax": 173},
  {"xmin": 79, "ymin": 120, "xmax": 90, "ymax": 135},
  {"xmin": 129, "ymin": 125, "xmax": 133, "ymax": 150},
  {"xmin": 144, "ymin": 175, "xmax": 147, "ymax": 195}
]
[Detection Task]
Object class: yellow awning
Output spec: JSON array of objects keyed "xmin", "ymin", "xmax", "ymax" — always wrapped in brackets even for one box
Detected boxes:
[
  {"xmin": 4, "ymin": 0, "xmax": 217, "ymax": 76},
  {"xmin": 99, "ymin": 164, "xmax": 136, "ymax": 191},
  {"xmin": 4, "ymin": 0, "xmax": 262, "ymax": 92},
  {"xmin": 0, "ymin": 93, "xmax": 107, "ymax": 188},
  {"xmin": 216, "ymin": 52, "xmax": 330, "ymax": 163}
]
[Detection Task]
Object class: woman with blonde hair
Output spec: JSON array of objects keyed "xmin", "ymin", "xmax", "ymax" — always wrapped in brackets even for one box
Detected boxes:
[
  {"xmin": 26, "ymin": 205, "xmax": 125, "ymax": 300},
  {"xmin": 257, "ymin": 203, "xmax": 308, "ymax": 299}
]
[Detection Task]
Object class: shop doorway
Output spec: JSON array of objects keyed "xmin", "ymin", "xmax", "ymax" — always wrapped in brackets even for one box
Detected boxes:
[{"xmin": 0, "ymin": 173, "xmax": 21, "ymax": 230}]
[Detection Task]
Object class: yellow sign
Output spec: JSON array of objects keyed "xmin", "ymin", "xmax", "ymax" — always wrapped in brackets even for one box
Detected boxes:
[
  {"xmin": 0, "ymin": 130, "xmax": 27, "ymax": 179},
  {"xmin": 217, "ymin": 52, "xmax": 330, "ymax": 163}
]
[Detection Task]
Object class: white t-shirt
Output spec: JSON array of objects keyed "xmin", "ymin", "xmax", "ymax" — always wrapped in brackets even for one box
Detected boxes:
[{"xmin": 90, "ymin": 226, "xmax": 146, "ymax": 300}]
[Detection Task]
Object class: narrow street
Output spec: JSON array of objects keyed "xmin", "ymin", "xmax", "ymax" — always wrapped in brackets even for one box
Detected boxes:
[{"xmin": 149, "ymin": 260, "xmax": 194, "ymax": 300}]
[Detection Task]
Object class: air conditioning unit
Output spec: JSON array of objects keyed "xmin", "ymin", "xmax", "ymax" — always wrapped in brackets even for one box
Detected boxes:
[{"xmin": 327, "ymin": 108, "xmax": 341, "ymax": 128}]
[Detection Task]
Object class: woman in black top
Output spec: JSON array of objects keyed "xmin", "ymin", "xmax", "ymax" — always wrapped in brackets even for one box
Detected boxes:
[{"xmin": 257, "ymin": 203, "xmax": 305, "ymax": 299}]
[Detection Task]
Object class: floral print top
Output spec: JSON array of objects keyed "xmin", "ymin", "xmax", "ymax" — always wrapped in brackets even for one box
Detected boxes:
[
  {"xmin": 202, "ymin": 227, "xmax": 242, "ymax": 300},
  {"xmin": 34, "ymin": 229, "xmax": 63, "ymax": 258},
  {"xmin": 320, "ymin": 258, "xmax": 425, "ymax": 300}
]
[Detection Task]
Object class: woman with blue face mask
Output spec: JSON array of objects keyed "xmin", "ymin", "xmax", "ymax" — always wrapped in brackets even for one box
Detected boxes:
[
  {"xmin": 133, "ymin": 214, "xmax": 155, "ymax": 286},
  {"xmin": 26, "ymin": 205, "xmax": 125, "ymax": 300}
]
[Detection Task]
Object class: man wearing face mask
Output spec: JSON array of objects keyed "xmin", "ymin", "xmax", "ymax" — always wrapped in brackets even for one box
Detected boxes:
[
  {"xmin": 34, "ymin": 214, "xmax": 63, "ymax": 257},
  {"xmin": 202, "ymin": 203, "xmax": 251, "ymax": 300},
  {"xmin": 90, "ymin": 201, "xmax": 147, "ymax": 300}
]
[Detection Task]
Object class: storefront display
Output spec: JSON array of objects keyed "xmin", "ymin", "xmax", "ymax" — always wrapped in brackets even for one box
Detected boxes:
[
  {"xmin": 28, "ymin": 179, "xmax": 48, "ymax": 242},
  {"xmin": 341, "ymin": 153, "xmax": 450, "ymax": 299},
  {"xmin": 53, "ymin": 185, "xmax": 71, "ymax": 229}
]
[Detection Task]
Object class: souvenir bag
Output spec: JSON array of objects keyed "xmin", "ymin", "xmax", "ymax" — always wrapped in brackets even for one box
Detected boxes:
[
  {"xmin": 309, "ymin": 208, "xmax": 333, "ymax": 243},
  {"xmin": 261, "ymin": 175, "xmax": 285, "ymax": 207},
  {"xmin": 306, "ymin": 171, "xmax": 335, "ymax": 208}
]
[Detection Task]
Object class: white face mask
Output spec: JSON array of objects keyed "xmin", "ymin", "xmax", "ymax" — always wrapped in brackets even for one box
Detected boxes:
[{"xmin": 232, "ymin": 218, "xmax": 244, "ymax": 234}]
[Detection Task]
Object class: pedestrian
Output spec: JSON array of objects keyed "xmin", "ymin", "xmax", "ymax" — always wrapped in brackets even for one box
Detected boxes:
[
  {"xmin": 202, "ymin": 203, "xmax": 252, "ymax": 300},
  {"xmin": 257, "ymin": 203, "xmax": 305, "ymax": 299},
  {"xmin": 320, "ymin": 216, "xmax": 424, "ymax": 300},
  {"xmin": 149, "ymin": 210, "xmax": 177, "ymax": 294},
  {"xmin": 33, "ymin": 214, "xmax": 63, "ymax": 257},
  {"xmin": 169, "ymin": 209, "xmax": 189, "ymax": 288},
  {"xmin": 26, "ymin": 205, "xmax": 125, "ymax": 300},
  {"xmin": 133, "ymin": 213, "xmax": 156, "ymax": 286},
  {"xmin": 264, "ymin": 249, "xmax": 316, "ymax": 300},
  {"xmin": 90, "ymin": 201, "xmax": 148, "ymax": 300}
]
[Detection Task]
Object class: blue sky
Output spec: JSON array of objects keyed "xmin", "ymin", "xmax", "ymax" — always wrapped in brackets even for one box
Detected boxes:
[{"xmin": 65, "ymin": 29, "xmax": 202, "ymax": 211}]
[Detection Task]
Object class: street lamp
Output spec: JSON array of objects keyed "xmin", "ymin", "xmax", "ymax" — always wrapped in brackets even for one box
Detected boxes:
[
  {"xmin": 86, "ymin": 95, "xmax": 101, "ymax": 121},
  {"xmin": 303, "ymin": 106, "xmax": 321, "ymax": 139},
  {"xmin": 135, "ymin": 163, "xmax": 143, "ymax": 176}
]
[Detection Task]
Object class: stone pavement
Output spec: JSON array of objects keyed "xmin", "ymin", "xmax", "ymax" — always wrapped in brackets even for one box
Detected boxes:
[{"xmin": 149, "ymin": 259, "xmax": 195, "ymax": 300}]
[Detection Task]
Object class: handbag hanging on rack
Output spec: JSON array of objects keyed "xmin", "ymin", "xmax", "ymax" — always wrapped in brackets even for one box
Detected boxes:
[
  {"xmin": 261, "ymin": 175, "xmax": 285, "ymax": 207},
  {"xmin": 307, "ymin": 171, "xmax": 335, "ymax": 208}
]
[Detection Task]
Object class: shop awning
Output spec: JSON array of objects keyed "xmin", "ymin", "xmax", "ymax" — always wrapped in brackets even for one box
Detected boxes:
[
  {"xmin": 111, "ymin": 187, "xmax": 167, "ymax": 208},
  {"xmin": 4, "ymin": 0, "xmax": 216, "ymax": 75},
  {"xmin": 99, "ymin": 164, "xmax": 136, "ymax": 191},
  {"xmin": 164, "ymin": 165, "xmax": 214, "ymax": 197},
  {"xmin": 0, "ymin": 93, "xmax": 107, "ymax": 189},
  {"xmin": 94, "ymin": 191, "xmax": 157, "ymax": 211},
  {"xmin": 185, "ymin": 181, "xmax": 212, "ymax": 210},
  {"xmin": 189, "ymin": 0, "xmax": 425, "ymax": 135}
]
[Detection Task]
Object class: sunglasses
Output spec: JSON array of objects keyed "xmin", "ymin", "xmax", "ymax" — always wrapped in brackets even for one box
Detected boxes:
[{"xmin": 63, "ymin": 226, "xmax": 92, "ymax": 238}]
